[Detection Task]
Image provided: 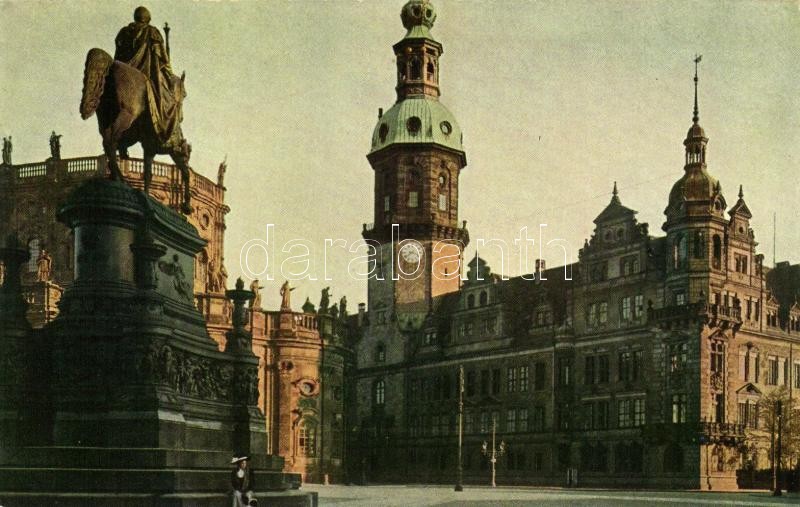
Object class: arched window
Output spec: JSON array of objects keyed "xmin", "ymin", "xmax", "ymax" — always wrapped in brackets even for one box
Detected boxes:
[
  {"xmin": 712, "ymin": 235, "xmax": 722, "ymax": 269},
  {"xmin": 693, "ymin": 231, "xmax": 705, "ymax": 259},
  {"xmin": 437, "ymin": 173, "xmax": 449, "ymax": 211},
  {"xmin": 467, "ymin": 294, "xmax": 475, "ymax": 309},
  {"xmin": 27, "ymin": 238, "xmax": 40, "ymax": 272},
  {"xmin": 479, "ymin": 291, "xmax": 488, "ymax": 306},
  {"xmin": 374, "ymin": 379, "xmax": 386, "ymax": 406},
  {"xmin": 410, "ymin": 57, "xmax": 422, "ymax": 80},
  {"xmin": 408, "ymin": 169, "xmax": 420, "ymax": 208},
  {"xmin": 375, "ymin": 343, "xmax": 386, "ymax": 363},
  {"xmin": 426, "ymin": 60, "xmax": 435, "ymax": 81}
]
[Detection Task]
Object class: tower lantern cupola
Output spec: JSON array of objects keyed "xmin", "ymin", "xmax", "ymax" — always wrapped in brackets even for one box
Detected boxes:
[
  {"xmin": 395, "ymin": 0, "xmax": 442, "ymax": 101},
  {"xmin": 684, "ymin": 55, "xmax": 708, "ymax": 167},
  {"xmin": 665, "ymin": 56, "xmax": 725, "ymax": 229}
]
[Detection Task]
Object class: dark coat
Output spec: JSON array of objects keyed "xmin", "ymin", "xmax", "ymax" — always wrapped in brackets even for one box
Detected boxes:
[{"xmin": 231, "ymin": 467, "xmax": 255, "ymax": 492}]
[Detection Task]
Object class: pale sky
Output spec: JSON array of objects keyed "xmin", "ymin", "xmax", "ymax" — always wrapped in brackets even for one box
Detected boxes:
[{"xmin": 2, "ymin": 0, "xmax": 799, "ymax": 310}]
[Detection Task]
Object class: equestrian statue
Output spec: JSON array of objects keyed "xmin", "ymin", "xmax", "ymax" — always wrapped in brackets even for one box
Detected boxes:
[{"xmin": 80, "ymin": 6, "xmax": 193, "ymax": 214}]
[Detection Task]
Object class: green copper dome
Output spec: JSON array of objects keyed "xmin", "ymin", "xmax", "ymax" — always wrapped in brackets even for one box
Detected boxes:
[
  {"xmin": 401, "ymin": 0, "xmax": 437, "ymax": 39},
  {"xmin": 370, "ymin": 97, "xmax": 463, "ymax": 156}
]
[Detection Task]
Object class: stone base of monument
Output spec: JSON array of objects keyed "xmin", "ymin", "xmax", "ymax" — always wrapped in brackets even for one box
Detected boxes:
[{"xmin": 0, "ymin": 180, "xmax": 310, "ymax": 506}]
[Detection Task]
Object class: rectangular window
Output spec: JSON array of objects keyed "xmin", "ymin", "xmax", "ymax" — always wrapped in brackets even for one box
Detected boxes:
[
  {"xmin": 795, "ymin": 362, "xmax": 800, "ymax": 389},
  {"xmin": 480, "ymin": 412, "xmax": 489, "ymax": 434},
  {"xmin": 492, "ymin": 369, "xmax": 501, "ymax": 395},
  {"xmin": 466, "ymin": 371, "xmax": 476, "ymax": 397},
  {"xmin": 519, "ymin": 365, "xmax": 529, "ymax": 392},
  {"xmin": 618, "ymin": 350, "xmax": 642, "ymax": 382},
  {"xmin": 408, "ymin": 191, "xmax": 418, "ymax": 208},
  {"xmin": 710, "ymin": 342, "xmax": 725, "ymax": 375},
  {"xmin": 783, "ymin": 358, "xmax": 789, "ymax": 386},
  {"xmin": 599, "ymin": 302, "xmax": 608, "ymax": 324},
  {"xmin": 715, "ymin": 393, "xmax": 725, "ymax": 423},
  {"xmin": 598, "ymin": 355, "xmax": 610, "ymax": 383},
  {"xmin": 558, "ymin": 358, "xmax": 571, "ymax": 386},
  {"xmin": 584, "ymin": 356, "xmax": 596, "ymax": 385},
  {"xmin": 768, "ymin": 356, "xmax": 779, "ymax": 385},
  {"xmin": 621, "ymin": 296, "xmax": 631, "ymax": 321},
  {"xmin": 533, "ymin": 405, "xmax": 545, "ymax": 431},
  {"xmin": 557, "ymin": 403, "xmax": 570, "ymax": 431},
  {"xmin": 480, "ymin": 370, "xmax": 489, "ymax": 395},
  {"xmin": 632, "ymin": 350, "xmax": 642, "ymax": 381},
  {"xmin": 671, "ymin": 393, "xmax": 687, "ymax": 423},
  {"xmin": 534, "ymin": 362, "xmax": 546, "ymax": 390},
  {"xmin": 507, "ymin": 409, "xmax": 516, "ymax": 433},
  {"xmin": 519, "ymin": 408, "xmax": 528, "ymax": 432},
  {"xmin": 596, "ymin": 400, "xmax": 609, "ymax": 429},
  {"xmin": 507, "ymin": 367, "xmax": 517, "ymax": 393},
  {"xmin": 299, "ymin": 426, "xmax": 317, "ymax": 456},
  {"xmin": 669, "ymin": 342, "xmax": 688, "ymax": 374},
  {"xmin": 633, "ymin": 398, "xmax": 646, "ymax": 426},
  {"xmin": 618, "ymin": 399, "xmax": 632, "ymax": 428},
  {"xmin": 734, "ymin": 253, "xmax": 748, "ymax": 274},
  {"xmin": 583, "ymin": 402, "xmax": 594, "ymax": 430},
  {"xmin": 634, "ymin": 294, "xmax": 644, "ymax": 318},
  {"xmin": 465, "ymin": 412, "xmax": 474, "ymax": 434},
  {"xmin": 588, "ymin": 303, "xmax": 597, "ymax": 326},
  {"xmin": 675, "ymin": 291, "xmax": 686, "ymax": 306},
  {"xmin": 383, "ymin": 195, "xmax": 390, "ymax": 212},
  {"xmin": 438, "ymin": 193, "xmax": 447, "ymax": 211}
]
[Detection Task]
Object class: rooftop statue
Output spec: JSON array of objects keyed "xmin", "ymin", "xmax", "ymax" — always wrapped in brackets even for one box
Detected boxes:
[{"xmin": 80, "ymin": 6, "xmax": 194, "ymax": 214}]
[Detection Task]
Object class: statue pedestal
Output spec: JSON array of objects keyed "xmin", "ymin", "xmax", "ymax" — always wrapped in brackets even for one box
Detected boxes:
[{"xmin": 0, "ymin": 179, "xmax": 309, "ymax": 506}]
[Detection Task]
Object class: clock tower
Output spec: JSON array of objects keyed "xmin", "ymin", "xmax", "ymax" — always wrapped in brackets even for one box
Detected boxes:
[{"xmin": 363, "ymin": 0, "xmax": 469, "ymax": 329}]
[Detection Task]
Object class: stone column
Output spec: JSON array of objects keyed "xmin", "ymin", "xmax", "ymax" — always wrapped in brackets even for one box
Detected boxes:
[
  {"xmin": 0, "ymin": 234, "xmax": 32, "ymax": 444},
  {"xmin": 226, "ymin": 278, "xmax": 266, "ymax": 456}
]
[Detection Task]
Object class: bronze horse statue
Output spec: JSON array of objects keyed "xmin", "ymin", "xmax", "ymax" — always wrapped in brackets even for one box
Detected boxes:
[{"xmin": 80, "ymin": 47, "xmax": 193, "ymax": 214}]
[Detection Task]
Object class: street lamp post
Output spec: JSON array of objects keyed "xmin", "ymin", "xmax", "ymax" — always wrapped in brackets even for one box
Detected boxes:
[
  {"xmin": 455, "ymin": 364, "xmax": 464, "ymax": 492},
  {"xmin": 482, "ymin": 413, "xmax": 505, "ymax": 488},
  {"xmin": 773, "ymin": 400, "xmax": 783, "ymax": 497}
]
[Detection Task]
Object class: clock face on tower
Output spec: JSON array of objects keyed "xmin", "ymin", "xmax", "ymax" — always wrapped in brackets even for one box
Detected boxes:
[{"xmin": 400, "ymin": 242, "xmax": 423, "ymax": 265}]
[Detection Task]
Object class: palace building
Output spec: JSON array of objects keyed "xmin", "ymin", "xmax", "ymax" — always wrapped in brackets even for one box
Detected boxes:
[
  {"xmin": 2, "ymin": 0, "xmax": 798, "ymax": 491},
  {"xmin": 351, "ymin": 0, "xmax": 800, "ymax": 490}
]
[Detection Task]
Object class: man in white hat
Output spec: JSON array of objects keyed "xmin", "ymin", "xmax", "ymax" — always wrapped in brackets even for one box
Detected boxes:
[{"xmin": 231, "ymin": 456, "xmax": 256, "ymax": 506}]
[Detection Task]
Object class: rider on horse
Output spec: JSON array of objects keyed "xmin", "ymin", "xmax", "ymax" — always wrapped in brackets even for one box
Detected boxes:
[{"xmin": 114, "ymin": 6, "xmax": 182, "ymax": 150}]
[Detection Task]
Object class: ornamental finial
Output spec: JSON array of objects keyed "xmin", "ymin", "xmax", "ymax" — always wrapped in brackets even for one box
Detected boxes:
[
  {"xmin": 693, "ymin": 54, "xmax": 702, "ymax": 124},
  {"xmin": 401, "ymin": 0, "xmax": 436, "ymax": 32}
]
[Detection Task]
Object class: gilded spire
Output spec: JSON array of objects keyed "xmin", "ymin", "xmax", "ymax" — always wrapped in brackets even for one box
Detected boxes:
[
  {"xmin": 692, "ymin": 54, "xmax": 702, "ymax": 124},
  {"xmin": 738, "ymin": 184, "xmax": 743, "ymax": 199}
]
